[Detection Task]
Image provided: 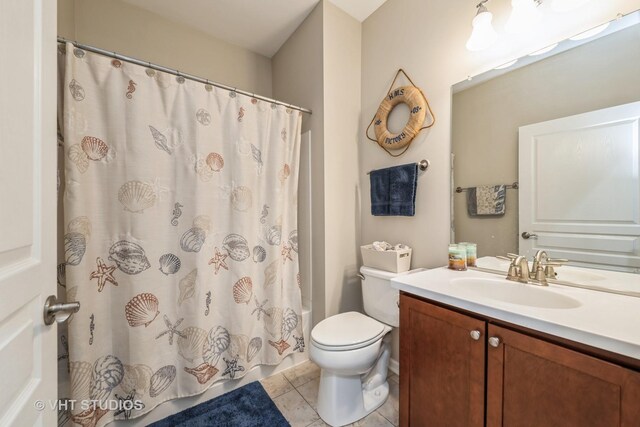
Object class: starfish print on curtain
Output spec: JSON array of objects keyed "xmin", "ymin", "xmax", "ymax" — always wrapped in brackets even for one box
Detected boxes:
[{"xmin": 90, "ymin": 257, "xmax": 118, "ymax": 292}]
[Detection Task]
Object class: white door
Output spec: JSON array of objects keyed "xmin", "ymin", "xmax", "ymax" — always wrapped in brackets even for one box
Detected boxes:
[
  {"xmin": 0, "ymin": 0, "xmax": 58, "ymax": 425},
  {"xmin": 519, "ymin": 101, "xmax": 640, "ymax": 272}
]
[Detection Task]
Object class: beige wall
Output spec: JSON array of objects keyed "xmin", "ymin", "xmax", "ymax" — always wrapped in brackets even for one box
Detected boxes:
[
  {"xmin": 57, "ymin": 0, "xmax": 272, "ymax": 96},
  {"xmin": 361, "ymin": 0, "xmax": 640, "ymax": 361},
  {"xmin": 322, "ymin": 2, "xmax": 363, "ymax": 318},
  {"xmin": 273, "ymin": 1, "xmax": 363, "ymax": 326},
  {"xmin": 58, "ymin": 0, "xmax": 75, "ymax": 37},
  {"xmin": 272, "ymin": 3, "xmax": 326, "ymax": 325},
  {"xmin": 453, "ymin": 26, "xmax": 640, "ymax": 257}
]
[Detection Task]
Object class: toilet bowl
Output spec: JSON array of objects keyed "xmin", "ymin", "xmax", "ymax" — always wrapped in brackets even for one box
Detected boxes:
[{"xmin": 310, "ymin": 267, "xmax": 401, "ymax": 426}]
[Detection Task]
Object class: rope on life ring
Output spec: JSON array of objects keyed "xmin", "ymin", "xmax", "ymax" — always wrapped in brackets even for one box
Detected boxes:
[{"xmin": 366, "ymin": 69, "xmax": 435, "ymax": 157}]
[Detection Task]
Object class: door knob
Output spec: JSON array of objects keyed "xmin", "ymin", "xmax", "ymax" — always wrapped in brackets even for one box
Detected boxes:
[
  {"xmin": 470, "ymin": 330, "xmax": 481, "ymax": 341},
  {"xmin": 488, "ymin": 336, "xmax": 501, "ymax": 348},
  {"xmin": 521, "ymin": 232, "xmax": 538, "ymax": 239},
  {"xmin": 43, "ymin": 295, "xmax": 80, "ymax": 325}
]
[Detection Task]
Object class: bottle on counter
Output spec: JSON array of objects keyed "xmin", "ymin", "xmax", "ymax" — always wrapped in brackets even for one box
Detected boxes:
[
  {"xmin": 448, "ymin": 244, "xmax": 467, "ymax": 271},
  {"xmin": 459, "ymin": 242, "xmax": 477, "ymax": 267}
]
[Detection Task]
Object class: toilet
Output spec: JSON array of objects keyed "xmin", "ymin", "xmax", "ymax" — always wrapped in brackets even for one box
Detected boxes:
[{"xmin": 310, "ymin": 266, "xmax": 400, "ymax": 426}]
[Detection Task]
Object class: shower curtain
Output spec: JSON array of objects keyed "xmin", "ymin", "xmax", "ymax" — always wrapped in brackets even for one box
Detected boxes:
[{"xmin": 57, "ymin": 43, "xmax": 303, "ymax": 426}]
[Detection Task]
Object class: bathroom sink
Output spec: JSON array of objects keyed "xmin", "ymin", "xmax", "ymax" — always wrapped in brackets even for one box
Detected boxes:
[{"xmin": 449, "ymin": 278, "xmax": 582, "ymax": 309}]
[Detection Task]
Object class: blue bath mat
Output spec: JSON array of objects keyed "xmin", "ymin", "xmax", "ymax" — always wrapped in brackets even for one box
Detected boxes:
[{"xmin": 150, "ymin": 381, "xmax": 290, "ymax": 427}]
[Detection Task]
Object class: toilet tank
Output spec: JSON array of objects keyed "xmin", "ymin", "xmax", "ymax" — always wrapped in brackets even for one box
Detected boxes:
[{"xmin": 360, "ymin": 266, "xmax": 401, "ymax": 327}]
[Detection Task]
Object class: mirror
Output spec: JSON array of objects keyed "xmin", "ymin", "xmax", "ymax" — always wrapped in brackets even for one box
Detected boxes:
[{"xmin": 451, "ymin": 11, "xmax": 640, "ymax": 279}]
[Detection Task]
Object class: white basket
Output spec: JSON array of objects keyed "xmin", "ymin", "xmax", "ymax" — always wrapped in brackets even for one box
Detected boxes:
[{"xmin": 360, "ymin": 244, "xmax": 412, "ymax": 273}]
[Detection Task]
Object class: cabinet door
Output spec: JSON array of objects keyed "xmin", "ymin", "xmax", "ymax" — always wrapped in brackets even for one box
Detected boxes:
[
  {"xmin": 400, "ymin": 295, "xmax": 486, "ymax": 427},
  {"xmin": 487, "ymin": 324, "xmax": 640, "ymax": 427}
]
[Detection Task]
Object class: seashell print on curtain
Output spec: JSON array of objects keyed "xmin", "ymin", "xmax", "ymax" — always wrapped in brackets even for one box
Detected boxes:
[{"xmin": 57, "ymin": 43, "xmax": 303, "ymax": 426}]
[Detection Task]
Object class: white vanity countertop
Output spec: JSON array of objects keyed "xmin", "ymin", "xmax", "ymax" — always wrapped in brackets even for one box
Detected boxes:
[
  {"xmin": 392, "ymin": 267, "xmax": 640, "ymax": 360},
  {"xmin": 475, "ymin": 256, "xmax": 640, "ymax": 295}
]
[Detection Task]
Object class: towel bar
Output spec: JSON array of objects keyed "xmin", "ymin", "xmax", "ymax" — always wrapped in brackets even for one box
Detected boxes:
[
  {"xmin": 455, "ymin": 181, "xmax": 519, "ymax": 193},
  {"xmin": 366, "ymin": 159, "xmax": 430, "ymax": 175}
]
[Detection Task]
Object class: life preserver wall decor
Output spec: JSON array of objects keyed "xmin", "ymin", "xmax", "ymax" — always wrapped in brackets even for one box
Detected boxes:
[{"xmin": 366, "ymin": 69, "xmax": 435, "ymax": 157}]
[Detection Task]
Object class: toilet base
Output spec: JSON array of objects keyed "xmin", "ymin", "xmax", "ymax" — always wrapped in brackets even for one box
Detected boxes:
[{"xmin": 316, "ymin": 370, "xmax": 389, "ymax": 427}]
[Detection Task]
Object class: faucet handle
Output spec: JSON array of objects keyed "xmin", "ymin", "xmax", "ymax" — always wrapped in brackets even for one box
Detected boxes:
[{"xmin": 544, "ymin": 259, "xmax": 568, "ymax": 278}]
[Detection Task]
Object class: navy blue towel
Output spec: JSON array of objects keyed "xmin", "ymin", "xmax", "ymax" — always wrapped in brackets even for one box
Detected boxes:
[{"xmin": 370, "ymin": 163, "xmax": 418, "ymax": 216}]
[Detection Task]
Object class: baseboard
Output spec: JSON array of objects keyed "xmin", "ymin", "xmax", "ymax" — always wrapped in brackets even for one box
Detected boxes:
[{"xmin": 388, "ymin": 357, "xmax": 399, "ymax": 375}]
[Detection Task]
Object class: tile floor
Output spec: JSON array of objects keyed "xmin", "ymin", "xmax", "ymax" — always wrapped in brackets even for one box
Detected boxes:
[{"xmin": 260, "ymin": 360, "xmax": 399, "ymax": 427}]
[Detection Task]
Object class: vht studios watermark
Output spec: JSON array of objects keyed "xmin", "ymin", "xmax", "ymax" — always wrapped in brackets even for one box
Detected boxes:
[{"xmin": 34, "ymin": 398, "xmax": 144, "ymax": 412}]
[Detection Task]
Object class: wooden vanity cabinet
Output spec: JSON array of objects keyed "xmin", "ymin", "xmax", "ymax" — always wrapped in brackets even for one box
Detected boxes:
[
  {"xmin": 487, "ymin": 324, "xmax": 640, "ymax": 426},
  {"xmin": 400, "ymin": 293, "xmax": 640, "ymax": 427},
  {"xmin": 399, "ymin": 293, "xmax": 486, "ymax": 427}
]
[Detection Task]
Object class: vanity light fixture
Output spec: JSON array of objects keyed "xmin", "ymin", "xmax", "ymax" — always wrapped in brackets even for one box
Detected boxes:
[
  {"xmin": 494, "ymin": 59, "xmax": 518, "ymax": 69},
  {"xmin": 528, "ymin": 43, "xmax": 559, "ymax": 56},
  {"xmin": 569, "ymin": 22, "xmax": 610, "ymax": 40},
  {"xmin": 466, "ymin": 0, "xmax": 498, "ymax": 51},
  {"xmin": 505, "ymin": 0, "xmax": 544, "ymax": 34},
  {"xmin": 550, "ymin": 0, "xmax": 591, "ymax": 12}
]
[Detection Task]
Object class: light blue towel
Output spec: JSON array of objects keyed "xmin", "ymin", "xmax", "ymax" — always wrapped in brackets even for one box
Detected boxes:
[
  {"xmin": 466, "ymin": 185, "xmax": 506, "ymax": 216},
  {"xmin": 370, "ymin": 163, "xmax": 418, "ymax": 216}
]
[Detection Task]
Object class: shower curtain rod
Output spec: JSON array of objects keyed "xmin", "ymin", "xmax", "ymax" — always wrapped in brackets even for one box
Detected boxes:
[{"xmin": 57, "ymin": 36, "xmax": 313, "ymax": 115}]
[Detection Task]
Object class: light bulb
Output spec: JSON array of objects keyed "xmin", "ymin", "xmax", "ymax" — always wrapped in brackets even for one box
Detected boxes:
[
  {"xmin": 551, "ymin": 0, "xmax": 591, "ymax": 12},
  {"xmin": 505, "ymin": 0, "xmax": 543, "ymax": 34},
  {"xmin": 466, "ymin": 5, "xmax": 498, "ymax": 51},
  {"xmin": 569, "ymin": 23, "xmax": 610, "ymax": 40}
]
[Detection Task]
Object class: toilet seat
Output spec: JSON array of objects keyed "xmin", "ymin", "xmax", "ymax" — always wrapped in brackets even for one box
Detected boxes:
[{"xmin": 311, "ymin": 311, "xmax": 389, "ymax": 351}]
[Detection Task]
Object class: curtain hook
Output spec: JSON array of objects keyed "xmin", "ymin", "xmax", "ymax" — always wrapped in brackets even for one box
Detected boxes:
[{"xmin": 145, "ymin": 61, "xmax": 156, "ymax": 77}]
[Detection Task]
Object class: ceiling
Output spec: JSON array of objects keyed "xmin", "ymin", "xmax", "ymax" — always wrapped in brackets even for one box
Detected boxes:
[
  {"xmin": 328, "ymin": 0, "xmax": 388, "ymax": 22},
  {"xmin": 122, "ymin": 0, "xmax": 387, "ymax": 58}
]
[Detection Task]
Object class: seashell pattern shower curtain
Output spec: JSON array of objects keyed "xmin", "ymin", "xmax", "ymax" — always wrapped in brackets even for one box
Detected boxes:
[{"xmin": 57, "ymin": 43, "xmax": 303, "ymax": 426}]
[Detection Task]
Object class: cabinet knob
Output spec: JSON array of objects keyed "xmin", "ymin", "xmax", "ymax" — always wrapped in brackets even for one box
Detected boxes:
[
  {"xmin": 470, "ymin": 330, "xmax": 481, "ymax": 341},
  {"xmin": 488, "ymin": 336, "xmax": 501, "ymax": 348}
]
